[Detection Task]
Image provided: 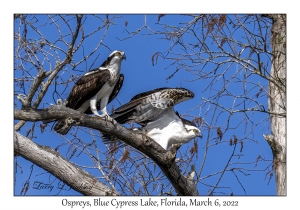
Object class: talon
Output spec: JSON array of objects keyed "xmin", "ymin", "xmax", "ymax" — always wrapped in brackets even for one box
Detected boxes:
[
  {"xmin": 96, "ymin": 113, "xmax": 115, "ymax": 124},
  {"xmin": 96, "ymin": 113, "xmax": 106, "ymax": 118}
]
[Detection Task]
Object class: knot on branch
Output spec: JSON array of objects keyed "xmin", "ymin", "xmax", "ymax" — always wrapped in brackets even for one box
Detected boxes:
[
  {"xmin": 170, "ymin": 143, "xmax": 182, "ymax": 155},
  {"xmin": 105, "ymin": 190, "xmax": 118, "ymax": 196},
  {"xmin": 66, "ymin": 117, "xmax": 75, "ymax": 125},
  {"xmin": 50, "ymin": 99, "xmax": 68, "ymax": 108},
  {"xmin": 186, "ymin": 163, "xmax": 196, "ymax": 180},
  {"xmin": 38, "ymin": 70, "xmax": 48, "ymax": 80},
  {"xmin": 17, "ymin": 94, "xmax": 31, "ymax": 111},
  {"xmin": 263, "ymin": 134, "xmax": 284, "ymax": 158},
  {"xmin": 75, "ymin": 116, "xmax": 84, "ymax": 125},
  {"xmin": 166, "ymin": 150, "xmax": 177, "ymax": 163},
  {"xmin": 143, "ymin": 135, "xmax": 151, "ymax": 146}
]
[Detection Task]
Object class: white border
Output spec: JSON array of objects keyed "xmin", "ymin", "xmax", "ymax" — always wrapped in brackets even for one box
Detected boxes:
[{"xmin": 3, "ymin": 1, "xmax": 296, "ymax": 209}]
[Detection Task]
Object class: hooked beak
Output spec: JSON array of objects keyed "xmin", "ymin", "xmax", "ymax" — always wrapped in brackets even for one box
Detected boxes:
[
  {"xmin": 122, "ymin": 53, "xmax": 126, "ymax": 60},
  {"xmin": 197, "ymin": 132, "xmax": 203, "ymax": 139}
]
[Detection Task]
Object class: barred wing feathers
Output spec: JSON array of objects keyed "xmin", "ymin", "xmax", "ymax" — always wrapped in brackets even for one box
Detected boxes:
[{"xmin": 110, "ymin": 88, "xmax": 194, "ymax": 125}]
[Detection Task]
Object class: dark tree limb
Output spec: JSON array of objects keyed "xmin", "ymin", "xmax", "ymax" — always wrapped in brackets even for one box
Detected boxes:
[
  {"xmin": 14, "ymin": 105, "xmax": 199, "ymax": 196},
  {"xmin": 14, "ymin": 131, "xmax": 118, "ymax": 196}
]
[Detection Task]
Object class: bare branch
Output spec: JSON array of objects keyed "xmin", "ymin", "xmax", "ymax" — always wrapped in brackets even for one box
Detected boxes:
[
  {"xmin": 14, "ymin": 15, "xmax": 83, "ymax": 131},
  {"xmin": 14, "ymin": 131, "xmax": 118, "ymax": 196},
  {"xmin": 14, "ymin": 106, "xmax": 199, "ymax": 195}
]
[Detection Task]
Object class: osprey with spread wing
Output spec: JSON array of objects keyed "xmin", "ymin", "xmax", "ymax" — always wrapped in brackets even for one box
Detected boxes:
[
  {"xmin": 53, "ymin": 50, "xmax": 126, "ymax": 135},
  {"xmin": 103, "ymin": 87, "xmax": 202, "ymax": 150}
]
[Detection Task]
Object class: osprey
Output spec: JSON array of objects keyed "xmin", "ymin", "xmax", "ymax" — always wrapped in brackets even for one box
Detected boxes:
[
  {"xmin": 53, "ymin": 50, "xmax": 126, "ymax": 135},
  {"xmin": 136, "ymin": 108, "xmax": 202, "ymax": 149},
  {"xmin": 103, "ymin": 87, "xmax": 202, "ymax": 150}
]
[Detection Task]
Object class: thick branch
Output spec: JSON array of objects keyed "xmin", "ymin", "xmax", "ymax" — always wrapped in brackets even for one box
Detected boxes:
[
  {"xmin": 14, "ymin": 131, "xmax": 118, "ymax": 196},
  {"xmin": 14, "ymin": 106, "xmax": 199, "ymax": 195}
]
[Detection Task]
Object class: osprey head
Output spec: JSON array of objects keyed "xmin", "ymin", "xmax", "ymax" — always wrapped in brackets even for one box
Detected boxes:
[
  {"xmin": 100, "ymin": 50, "xmax": 126, "ymax": 68},
  {"xmin": 108, "ymin": 50, "xmax": 126, "ymax": 61},
  {"xmin": 185, "ymin": 125, "xmax": 203, "ymax": 139}
]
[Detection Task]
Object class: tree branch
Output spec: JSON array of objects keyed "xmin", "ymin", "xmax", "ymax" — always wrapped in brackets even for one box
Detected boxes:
[
  {"xmin": 201, "ymin": 97, "xmax": 286, "ymax": 117},
  {"xmin": 14, "ymin": 15, "xmax": 83, "ymax": 131},
  {"xmin": 14, "ymin": 105, "xmax": 199, "ymax": 195},
  {"xmin": 14, "ymin": 131, "xmax": 118, "ymax": 196}
]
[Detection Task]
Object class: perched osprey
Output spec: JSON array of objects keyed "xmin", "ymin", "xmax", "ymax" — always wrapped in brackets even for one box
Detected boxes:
[
  {"xmin": 137, "ymin": 108, "xmax": 203, "ymax": 149},
  {"xmin": 104, "ymin": 87, "xmax": 202, "ymax": 150},
  {"xmin": 53, "ymin": 50, "xmax": 126, "ymax": 135}
]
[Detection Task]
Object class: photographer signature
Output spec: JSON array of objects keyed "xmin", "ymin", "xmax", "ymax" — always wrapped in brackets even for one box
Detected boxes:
[{"xmin": 30, "ymin": 181, "xmax": 92, "ymax": 192}]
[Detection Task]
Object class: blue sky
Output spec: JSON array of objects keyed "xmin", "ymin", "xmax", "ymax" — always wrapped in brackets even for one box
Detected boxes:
[{"xmin": 14, "ymin": 14, "xmax": 277, "ymax": 196}]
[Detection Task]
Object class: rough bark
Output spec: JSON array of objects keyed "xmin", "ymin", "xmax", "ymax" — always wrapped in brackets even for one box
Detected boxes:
[
  {"xmin": 264, "ymin": 14, "xmax": 286, "ymax": 196},
  {"xmin": 14, "ymin": 132, "xmax": 118, "ymax": 196},
  {"xmin": 14, "ymin": 105, "xmax": 199, "ymax": 196}
]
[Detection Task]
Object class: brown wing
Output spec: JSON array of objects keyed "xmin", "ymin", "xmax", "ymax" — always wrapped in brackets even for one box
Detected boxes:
[
  {"xmin": 111, "ymin": 87, "xmax": 171, "ymax": 117},
  {"xmin": 110, "ymin": 88, "xmax": 194, "ymax": 125},
  {"xmin": 66, "ymin": 70, "xmax": 111, "ymax": 110},
  {"xmin": 109, "ymin": 97, "xmax": 147, "ymax": 124},
  {"xmin": 84, "ymin": 74, "xmax": 124, "ymax": 114},
  {"xmin": 108, "ymin": 74, "xmax": 124, "ymax": 104},
  {"xmin": 130, "ymin": 87, "xmax": 169, "ymax": 101},
  {"xmin": 110, "ymin": 88, "xmax": 170, "ymax": 124}
]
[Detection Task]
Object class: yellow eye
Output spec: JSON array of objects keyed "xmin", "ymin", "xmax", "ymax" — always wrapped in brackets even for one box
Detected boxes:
[
  {"xmin": 193, "ymin": 129, "xmax": 198, "ymax": 133},
  {"xmin": 115, "ymin": 52, "xmax": 121, "ymax": 56}
]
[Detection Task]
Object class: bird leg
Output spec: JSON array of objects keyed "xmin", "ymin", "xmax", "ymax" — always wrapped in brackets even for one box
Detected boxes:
[
  {"xmin": 99, "ymin": 107, "xmax": 117, "ymax": 125},
  {"xmin": 90, "ymin": 97, "xmax": 117, "ymax": 125},
  {"xmin": 96, "ymin": 108, "xmax": 117, "ymax": 125}
]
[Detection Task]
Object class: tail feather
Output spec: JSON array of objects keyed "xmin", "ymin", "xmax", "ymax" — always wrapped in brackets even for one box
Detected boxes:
[
  {"xmin": 110, "ymin": 98, "xmax": 153, "ymax": 124},
  {"xmin": 53, "ymin": 119, "xmax": 72, "ymax": 135},
  {"xmin": 110, "ymin": 109, "xmax": 136, "ymax": 124},
  {"xmin": 113, "ymin": 97, "xmax": 143, "ymax": 113}
]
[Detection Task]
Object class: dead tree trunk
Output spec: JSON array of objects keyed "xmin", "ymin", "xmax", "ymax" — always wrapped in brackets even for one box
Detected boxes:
[{"xmin": 264, "ymin": 14, "xmax": 286, "ymax": 196}]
